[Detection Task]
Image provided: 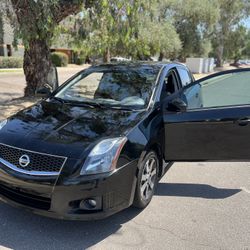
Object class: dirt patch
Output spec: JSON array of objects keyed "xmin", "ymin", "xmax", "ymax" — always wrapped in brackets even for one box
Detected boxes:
[{"xmin": 0, "ymin": 97, "xmax": 39, "ymax": 120}]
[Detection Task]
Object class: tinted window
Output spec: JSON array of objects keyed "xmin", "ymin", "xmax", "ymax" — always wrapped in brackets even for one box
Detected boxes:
[
  {"xmin": 201, "ymin": 71, "xmax": 250, "ymax": 108},
  {"xmin": 177, "ymin": 68, "xmax": 192, "ymax": 86},
  {"xmin": 183, "ymin": 71, "xmax": 250, "ymax": 109}
]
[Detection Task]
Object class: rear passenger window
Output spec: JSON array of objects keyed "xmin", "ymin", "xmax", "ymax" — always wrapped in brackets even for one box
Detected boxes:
[{"xmin": 177, "ymin": 68, "xmax": 192, "ymax": 87}]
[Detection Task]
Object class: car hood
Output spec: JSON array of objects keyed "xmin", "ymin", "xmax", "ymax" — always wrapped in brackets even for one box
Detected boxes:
[{"xmin": 0, "ymin": 100, "xmax": 146, "ymax": 159}]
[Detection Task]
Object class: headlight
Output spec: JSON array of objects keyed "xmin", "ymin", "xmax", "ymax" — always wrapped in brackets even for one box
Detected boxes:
[
  {"xmin": 80, "ymin": 137, "xmax": 127, "ymax": 175},
  {"xmin": 0, "ymin": 120, "xmax": 7, "ymax": 130}
]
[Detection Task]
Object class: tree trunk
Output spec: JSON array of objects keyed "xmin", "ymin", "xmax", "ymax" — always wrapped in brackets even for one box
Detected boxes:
[
  {"xmin": 216, "ymin": 45, "xmax": 224, "ymax": 67},
  {"xmin": 158, "ymin": 52, "xmax": 164, "ymax": 61},
  {"xmin": 23, "ymin": 39, "xmax": 52, "ymax": 96},
  {"xmin": 103, "ymin": 47, "xmax": 111, "ymax": 63}
]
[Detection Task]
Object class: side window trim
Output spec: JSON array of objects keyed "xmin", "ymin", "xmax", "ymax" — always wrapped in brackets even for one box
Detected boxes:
[
  {"xmin": 195, "ymin": 68, "xmax": 250, "ymax": 83},
  {"xmin": 184, "ymin": 103, "xmax": 250, "ymax": 113}
]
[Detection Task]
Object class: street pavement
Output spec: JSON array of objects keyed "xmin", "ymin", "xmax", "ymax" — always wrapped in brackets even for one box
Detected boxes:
[
  {"xmin": 0, "ymin": 68, "xmax": 249, "ymax": 249},
  {"xmin": 0, "ymin": 67, "xmax": 85, "ymax": 103},
  {"xmin": 0, "ymin": 71, "xmax": 25, "ymax": 103},
  {"xmin": 0, "ymin": 162, "xmax": 249, "ymax": 250}
]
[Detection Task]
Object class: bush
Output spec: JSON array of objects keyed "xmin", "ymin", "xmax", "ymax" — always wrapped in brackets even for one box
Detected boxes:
[
  {"xmin": 0, "ymin": 57, "xmax": 23, "ymax": 68},
  {"xmin": 75, "ymin": 56, "xmax": 85, "ymax": 65},
  {"xmin": 51, "ymin": 52, "xmax": 68, "ymax": 67}
]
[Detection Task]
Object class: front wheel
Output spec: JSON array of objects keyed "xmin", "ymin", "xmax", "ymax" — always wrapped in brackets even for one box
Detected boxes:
[{"xmin": 133, "ymin": 151, "xmax": 159, "ymax": 208}]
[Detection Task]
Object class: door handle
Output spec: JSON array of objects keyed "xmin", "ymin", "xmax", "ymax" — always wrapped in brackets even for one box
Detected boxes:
[{"xmin": 236, "ymin": 118, "xmax": 250, "ymax": 126}]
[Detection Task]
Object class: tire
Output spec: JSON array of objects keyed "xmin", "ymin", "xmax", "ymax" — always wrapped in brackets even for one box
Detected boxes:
[{"xmin": 133, "ymin": 151, "xmax": 159, "ymax": 209}]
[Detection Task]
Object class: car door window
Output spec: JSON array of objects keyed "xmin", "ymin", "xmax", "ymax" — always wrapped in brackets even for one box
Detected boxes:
[
  {"xmin": 177, "ymin": 68, "xmax": 192, "ymax": 87},
  {"xmin": 182, "ymin": 70, "xmax": 250, "ymax": 110},
  {"xmin": 161, "ymin": 70, "xmax": 178, "ymax": 100}
]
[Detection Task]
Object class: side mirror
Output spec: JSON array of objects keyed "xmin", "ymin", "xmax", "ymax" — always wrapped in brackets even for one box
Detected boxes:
[
  {"xmin": 36, "ymin": 85, "xmax": 52, "ymax": 98},
  {"xmin": 167, "ymin": 98, "xmax": 187, "ymax": 112}
]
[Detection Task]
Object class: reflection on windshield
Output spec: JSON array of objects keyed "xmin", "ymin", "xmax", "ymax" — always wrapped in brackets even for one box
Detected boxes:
[{"xmin": 55, "ymin": 67, "xmax": 159, "ymax": 109}]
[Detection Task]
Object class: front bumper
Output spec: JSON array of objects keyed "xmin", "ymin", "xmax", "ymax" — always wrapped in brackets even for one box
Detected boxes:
[{"xmin": 0, "ymin": 160, "xmax": 138, "ymax": 220}]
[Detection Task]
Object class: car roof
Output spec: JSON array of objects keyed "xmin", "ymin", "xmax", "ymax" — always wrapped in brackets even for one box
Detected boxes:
[{"xmin": 90, "ymin": 61, "xmax": 184, "ymax": 70}]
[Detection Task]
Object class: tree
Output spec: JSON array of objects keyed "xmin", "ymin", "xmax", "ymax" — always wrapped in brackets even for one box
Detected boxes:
[
  {"xmin": 1, "ymin": 0, "xmax": 93, "ymax": 96},
  {"xmin": 242, "ymin": 30, "xmax": 250, "ymax": 58},
  {"xmin": 137, "ymin": 16, "xmax": 181, "ymax": 61},
  {"xmin": 224, "ymin": 25, "xmax": 248, "ymax": 63},
  {"xmin": 169, "ymin": 0, "xmax": 219, "ymax": 60},
  {"xmin": 70, "ymin": 0, "xmax": 134, "ymax": 63},
  {"xmin": 70, "ymin": 0, "xmax": 181, "ymax": 61},
  {"xmin": 71, "ymin": 0, "xmax": 151, "ymax": 62},
  {"xmin": 212, "ymin": 0, "xmax": 250, "ymax": 67}
]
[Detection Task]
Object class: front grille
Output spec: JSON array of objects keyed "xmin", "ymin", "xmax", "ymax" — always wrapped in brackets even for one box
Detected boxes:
[
  {"xmin": 0, "ymin": 183, "xmax": 51, "ymax": 210},
  {"xmin": 0, "ymin": 143, "xmax": 66, "ymax": 175}
]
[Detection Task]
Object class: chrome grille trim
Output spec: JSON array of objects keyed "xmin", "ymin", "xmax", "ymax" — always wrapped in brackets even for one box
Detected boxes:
[
  {"xmin": 0, "ymin": 143, "xmax": 67, "ymax": 158},
  {"xmin": 0, "ymin": 143, "xmax": 67, "ymax": 176},
  {"xmin": 0, "ymin": 158, "xmax": 60, "ymax": 176}
]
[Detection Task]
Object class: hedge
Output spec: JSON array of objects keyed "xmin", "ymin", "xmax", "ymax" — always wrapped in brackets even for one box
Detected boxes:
[
  {"xmin": 0, "ymin": 57, "xmax": 23, "ymax": 68},
  {"xmin": 51, "ymin": 52, "xmax": 68, "ymax": 67}
]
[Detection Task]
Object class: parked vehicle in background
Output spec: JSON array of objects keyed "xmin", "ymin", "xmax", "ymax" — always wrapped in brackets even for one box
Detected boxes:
[
  {"xmin": 239, "ymin": 60, "xmax": 250, "ymax": 65},
  {"xmin": 110, "ymin": 57, "xmax": 131, "ymax": 62}
]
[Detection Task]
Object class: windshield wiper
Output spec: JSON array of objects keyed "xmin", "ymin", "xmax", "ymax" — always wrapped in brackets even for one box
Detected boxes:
[
  {"xmin": 106, "ymin": 106, "xmax": 137, "ymax": 111},
  {"xmin": 67, "ymin": 100, "xmax": 101, "ymax": 109},
  {"xmin": 52, "ymin": 97, "xmax": 66, "ymax": 104},
  {"xmin": 52, "ymin": 97, "xmax": 99, "ymax": 109},
  {"xmin": 52, "ymin": 97, "xmax": 139, "ymax": 111}
]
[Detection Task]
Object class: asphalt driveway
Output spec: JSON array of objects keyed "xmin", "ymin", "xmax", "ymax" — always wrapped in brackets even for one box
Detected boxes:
[{"xmin": 0, "ymin": 162, "xmax": 249, "ymax": 250}]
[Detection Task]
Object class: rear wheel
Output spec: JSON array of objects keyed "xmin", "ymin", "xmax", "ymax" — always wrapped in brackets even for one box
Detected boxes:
[{"xmin": 133, "ymin": 151, "xmax": 159, "ymax": 208}]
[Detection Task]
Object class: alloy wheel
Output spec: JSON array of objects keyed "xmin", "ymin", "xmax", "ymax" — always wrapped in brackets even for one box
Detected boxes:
[{"xmin": 140, "ymin": 157, "xmax": 157, "ymax": 201}]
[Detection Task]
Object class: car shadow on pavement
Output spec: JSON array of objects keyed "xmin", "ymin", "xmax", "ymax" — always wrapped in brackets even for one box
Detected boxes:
[
  {"xmin": 0, "ymin": 202, "xmax": 142, "ymax": 250},
  {"xmin": 155, "ymin": 183, "xmax": 241, "ymax": 199}
]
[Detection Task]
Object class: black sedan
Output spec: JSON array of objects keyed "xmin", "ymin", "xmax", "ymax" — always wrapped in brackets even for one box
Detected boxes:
[{"xmin": 0, "ymin": 62, "xmax": 249, "ymax": 220}]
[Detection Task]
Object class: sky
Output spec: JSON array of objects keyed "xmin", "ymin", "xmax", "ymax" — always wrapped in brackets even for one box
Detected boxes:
[{"xmin": 243, "ymin": 18, "xmax": 250, "ymax": 28}]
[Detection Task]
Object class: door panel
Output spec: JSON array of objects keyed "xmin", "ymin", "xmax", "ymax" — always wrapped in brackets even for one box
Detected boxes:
[
  {"xmin": 164, "ymin": 105, "xmax": 250, "ymax": 161},
  {"xmin": 163, "ymin": 68, "xmax": 250, "ymax": 161}
]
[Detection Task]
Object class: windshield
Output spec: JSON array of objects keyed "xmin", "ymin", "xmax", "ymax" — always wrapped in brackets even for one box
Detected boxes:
[{"xmin": 54, "ymin": 66, "xmax": 160, "ymax": 109}]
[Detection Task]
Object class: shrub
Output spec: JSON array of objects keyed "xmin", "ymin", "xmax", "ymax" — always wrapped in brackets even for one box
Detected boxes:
[
  {"xmin": 51, "ymin": 52, "xmax": 68, "ymax": 67},
  {"xmin": 0, "ymin": 57, "xmax": 23, "ymax": 68},
  {"xmin": 76, "ymin": 56, "xmax": 85, "ymax": 65}
]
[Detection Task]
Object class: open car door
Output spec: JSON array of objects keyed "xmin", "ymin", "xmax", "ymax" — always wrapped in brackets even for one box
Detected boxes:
[{"xmin": 163, "ymin": 68, "xmax": 250, "ymax": 161}]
